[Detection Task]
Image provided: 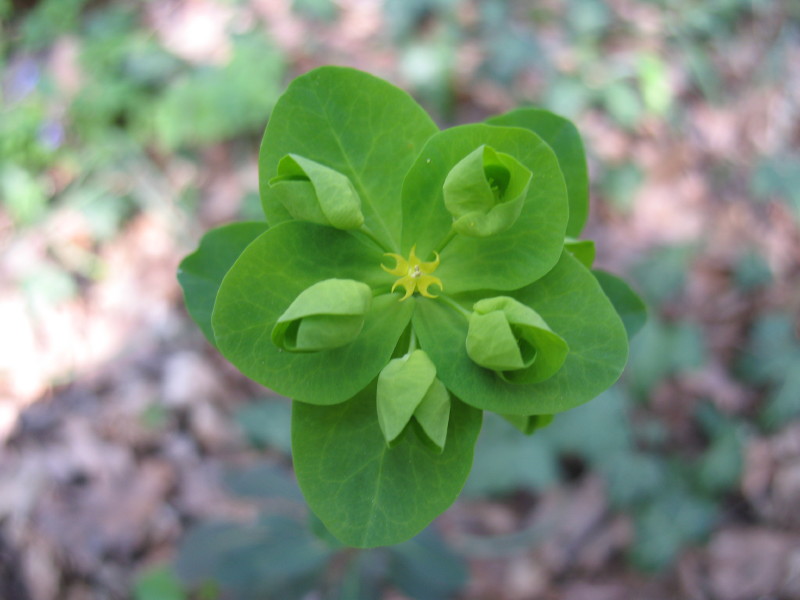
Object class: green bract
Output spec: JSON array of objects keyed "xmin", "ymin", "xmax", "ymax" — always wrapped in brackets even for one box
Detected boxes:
[
  {"xmin": 269, "ymin": 154, "xmax": 364, "ymax": 229},
  {"xmin": 377, "ymin": 349, "xmax": 450, "ymax": 451},
  {"xmin": 271, "ymin": 278, "xmax": 372, "ymax": 352},
  {"xmin": 443, "ymin": 144, "xmax": 532, "ymax": 237},
  {"xmin": 177, "ymin": 66, "xmax": 645, "ymax": 548},
  {"xmin": 466, "ymin": 296, "xmax": 569, "ymax": 384}
]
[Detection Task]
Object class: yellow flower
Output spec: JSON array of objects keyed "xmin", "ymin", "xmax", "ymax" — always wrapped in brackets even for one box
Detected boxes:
[{"xmin": 381, "ymin": 245, "xmax": 443, "ymax": 301}]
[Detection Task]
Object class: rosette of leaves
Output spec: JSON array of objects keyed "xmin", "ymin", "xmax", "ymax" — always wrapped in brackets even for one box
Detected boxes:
[{"xmin": 178, "ymin": 66, "xmax": 645, "ymax": 548}]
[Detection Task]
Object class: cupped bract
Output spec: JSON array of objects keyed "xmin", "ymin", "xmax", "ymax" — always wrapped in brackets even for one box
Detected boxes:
[
  {"xmin": 377, "ymin": 349, "xmax": 451, "ymax": 451},
  {"xmin": 272, "ymin": 278, "xmax": 372, "ymax": 352},
  {"xmin": 443, "ymin": 144, "xmax": 532, "ymax": 237},
  {"xmin": 270, "ymin": 154, "xmax": 364, "ymax": 230},
  {"xmin": 466, "ymin": 296, "xmax": 569, "ymax": 384}
]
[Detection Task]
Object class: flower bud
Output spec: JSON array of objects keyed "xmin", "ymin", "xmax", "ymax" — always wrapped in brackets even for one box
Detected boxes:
[
  {"xmin": 466, "ymin": 296, "xmax": 568, "ymax": 383},
  {"xmin": 377, "ymin": 349, "xmax": 450, "ymax": 452},
  {"xmin": 269, "ymin": 154, "xmax": 364, "ymax": 230},
  {"xmin": 443, "ymin": 144, "xmax": 532, "ymax": 237},
  {"xmin": 272, "ymin": 279, "xmax": 371, "ymax": 352}
]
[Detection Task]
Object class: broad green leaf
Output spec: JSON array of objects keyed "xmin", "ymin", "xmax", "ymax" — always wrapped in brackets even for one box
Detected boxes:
[
  {"xmin": 377, "ymin": 349, "xmax": 437, "ymax": 445},
  {"xmin": 487, "ymin": 108, "xmax": 589, "ymax": 236},
  {"xmin": 592, "ymin": 269, "xmax": 647, "ymax": 339},
  {"xmin": 401, "ymin": 124, "xmax": 568, "ymax": 293},
  {"xmin": 414, "ymin": 252, "xmax": 628, "ymax": 415},
  {"xmin": 564, "ymin": 238, "xmax": 595, "ymax": 268},
  {"xmin": 502, "ymin": 413, "xmax": 554, "ymax": 435},
  {"xmin": 292, "ymin": 384, "xmax": 482, "ymax": 548},
  {"xmin": 259, "ymin": 66, "xmax": 438, "ymax": 251},
  {"xmin": 213, "ymin": 221, "xmax": 413, "ymax": 404},
  {"xmin": 177, "ymin": 222, "xmax": 268, "ymax": 345}
]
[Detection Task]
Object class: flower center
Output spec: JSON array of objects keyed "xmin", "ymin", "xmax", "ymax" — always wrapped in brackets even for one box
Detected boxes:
[{"xmin": 381, "ymin": 245, "xmax": 443, "ymax": 301}]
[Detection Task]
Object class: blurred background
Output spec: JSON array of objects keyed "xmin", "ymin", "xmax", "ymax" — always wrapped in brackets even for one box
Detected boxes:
[{"xmin": 1, "ymin": 0, "xmax": 799, "ymax": 598}]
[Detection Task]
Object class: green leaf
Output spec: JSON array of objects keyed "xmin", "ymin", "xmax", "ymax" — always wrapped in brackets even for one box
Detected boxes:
[
  {"xmin": 175, "ymin": 517, "xmax": 330, "ymax": 599},
  {"xmin": 487, "ymin": 108, "xmax": 589, "ymax": 236},
  {"xmin": 235, "ymin": 398, "xmax": 293, "ymax": 453},
  {"xmin": 269, "ymin": 154, "xmax": 364, "ymax": 229},
  {"xmin": 442, "ymin": 145, "xmax": 532, "ymax": 237},
  {"xmin": 389, "ymin": 528, "xmax": 469, "ymax": 600},
  {"xmin": 401, "ymin": 124, "xmax": 569, "ymax": 293},
  {"xmin": 697, "ymin": 426, "xmax": 743, "ymax": 495},
  {"xmin": 213, "ymin": 221, "xmax": 413, "ymax": 404},
  {"xmin": 154, "ymin": 34, "xmax": 284, "ymax": 150},
  {"xmin": 629, "ymin": 486, "xmax": 716, "ymax": 571},
  {"xmin": 564, "ymin": 238, "xmax": 595, "ymax": 268},
  {"xmin": 464, "ymin": 413, "xmax": 558, "ymax": 496},
  {"xmin": 134, "ymin": 566, "xmax": 185, "ymax": 600},
  {"xmin": 592, "ymin": 269, "xmax": 647, "ymax": 339},
  {"xmin": 414, "ymin": 252, "xmax": 628, "ymax": 415},
  {"xmin": 761, "ymin": 366, "xmax": 800, "ymax": 429},
  {"xmin": 377, "ymin": 350, "xmax": 438, "ymax": 445},
  {"xmin": 501, "ymin": 413, "xmax": 554, "ymax": 435},
  {"xmin": 259, "ymin": 66, "xmax": 438, "ymax": 251},
  {"xmin": 177, "ymin": 222, "xmax": 269, "ymax": 345},
  {"xmin": 292, "ymin": 384, "xmax": 482, "ymax": 547},
  {"xmin": 222, "ymin": 462, "xmax": 303, "ymax": 503},
  {"xmin": 272, "ymin": 279, "xmax": 372, "ymax": 352}
]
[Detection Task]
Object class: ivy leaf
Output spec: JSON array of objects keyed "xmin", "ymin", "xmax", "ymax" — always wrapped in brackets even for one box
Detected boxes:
[
  {"xmin": 401, "ymin": 124, "xmax": 569, "ymax": 293},
  {"xmin": 414, "ymin": 252, "xmax": 628, "ymax": 415},
  {"xmin": 259, "ymin": 66, "xmax": 438, "ymax": 251},
  {"xmin": 592, "ymin": 269, "xmax": 647, "ymax": 339},
  {"xmin": 177, "ymin": 222, "xmax": 268, "ymax": 345},
  {"xmin": 292, "ymin": 383, "xmax": 482, "ymax": 548},
  {"xmin": 487, "ymin": 108, "xmax": 589, "ymax": 236},
  {"xmin": 212, "ymin": 221, "xmax": 413, "ymax": 405}
]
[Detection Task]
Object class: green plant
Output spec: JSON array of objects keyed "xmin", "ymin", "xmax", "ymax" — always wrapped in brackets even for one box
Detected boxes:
[{"xmin": 178, "ymin": 66, "xmax": 644, "ymax": 547}]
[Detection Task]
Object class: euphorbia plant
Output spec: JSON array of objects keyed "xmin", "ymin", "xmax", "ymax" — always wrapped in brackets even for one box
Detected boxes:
[{"xmin": 178, "ymin": 66, "xmax": 645, "ymax": 548}]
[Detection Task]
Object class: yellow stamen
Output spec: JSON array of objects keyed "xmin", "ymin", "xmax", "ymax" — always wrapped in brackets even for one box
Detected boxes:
[{"xmin": 381, "ymin": 245, "xmax": 443, "ymax": 301}]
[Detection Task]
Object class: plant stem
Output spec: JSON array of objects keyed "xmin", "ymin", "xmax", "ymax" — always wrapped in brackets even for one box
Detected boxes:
[
  {"xmin": 438, "ymin": 294, "xmax": 472, "ymax": 320},
  {"xmin": 408, "ymin": 328, "xmax": 417, "ymax": 354},
  {"xmin": 356, "ymin": 224, "xmax": 390, "ymax": 253},
  {"xmin": 433, "ymin": 228, "xmax": 457, "ymax": 255}
]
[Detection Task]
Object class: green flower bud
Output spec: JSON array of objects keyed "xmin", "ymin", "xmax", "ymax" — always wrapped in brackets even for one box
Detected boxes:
[
  {"xmin": 272, "ymin": 279, "xmax": 371, "ymax": 352},
  {"xmin": 443, "ymin": 144, "xmax": 532, "ymax": 237},
  {"xmin": 466, "ymin": 296, "xmax": 569, "ymax": 384},
  {"xmin": 269, "ymin": 154, "xmax": 364, "ymax": 230},
  {"xmin": 377, "ymin": 349, "xmax": 450, "ymax": 452}
]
